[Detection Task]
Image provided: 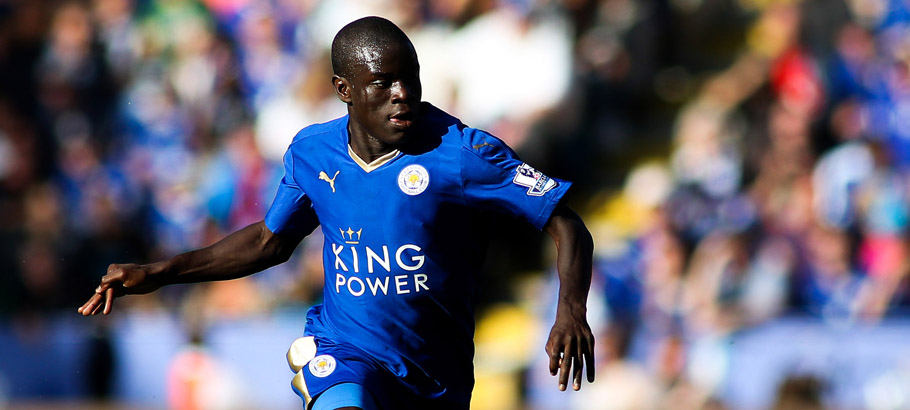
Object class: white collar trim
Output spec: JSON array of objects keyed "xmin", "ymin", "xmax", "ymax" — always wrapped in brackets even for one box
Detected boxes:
[{"xmin": 348, "ymin": 144, "xmax": 400, "ymax": 173}]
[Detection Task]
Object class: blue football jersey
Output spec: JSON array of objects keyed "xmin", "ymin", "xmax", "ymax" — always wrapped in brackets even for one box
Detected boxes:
[{"xmin": 264, "ymin": 103, "xmax": 571, "ymax": 403}]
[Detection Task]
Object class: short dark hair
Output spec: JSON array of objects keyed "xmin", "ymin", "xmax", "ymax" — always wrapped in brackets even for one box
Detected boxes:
[{"xmin": 331, "ymin": 16, "xmax": 415, "ymax": 79}]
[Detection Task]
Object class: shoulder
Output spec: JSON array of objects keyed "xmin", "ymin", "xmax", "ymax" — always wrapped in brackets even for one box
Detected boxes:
[
  {"xmin": 279, "ymin": 116, "xmax": 347, "ymax": 182},
  {"xmin": 287, "ymin": 115, "xmax": 347, "ymax": 153},
  {"xmin": 420, "ymin": 103, "xmax": 512, "ymax": 157}
]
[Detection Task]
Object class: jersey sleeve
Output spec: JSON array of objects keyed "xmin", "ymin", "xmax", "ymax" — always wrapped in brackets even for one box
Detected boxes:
[
  {"xmin": 264, "ymin": 147, "xmax": 319, "ymax": 236},
  {"xmin": 460, "ymin": 129, "xmax": 572, "ymax": 230}
]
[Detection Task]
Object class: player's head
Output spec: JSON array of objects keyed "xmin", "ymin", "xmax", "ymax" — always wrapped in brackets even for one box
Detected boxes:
[{"xmin": 331, "ymin": 16, "xmax": 422, "ymax": 148}]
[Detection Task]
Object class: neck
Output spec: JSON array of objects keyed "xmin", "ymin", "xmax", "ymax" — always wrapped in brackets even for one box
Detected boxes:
[{"xmin": 348, "ymin": 128, "xmax": 395, "ymax": 163}]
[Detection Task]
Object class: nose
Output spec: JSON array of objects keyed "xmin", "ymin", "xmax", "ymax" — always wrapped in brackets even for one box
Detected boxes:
[{"xmin": 391, "ymin": 80, "xmax": 416, "ymax": 104}]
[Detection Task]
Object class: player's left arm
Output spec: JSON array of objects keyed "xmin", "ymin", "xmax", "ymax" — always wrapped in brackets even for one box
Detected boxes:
[{"xmin": 542, "ymin": 201, "xmax": 595, "ymax": 391}]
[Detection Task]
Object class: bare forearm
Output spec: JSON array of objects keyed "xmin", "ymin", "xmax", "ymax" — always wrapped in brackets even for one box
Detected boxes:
[
  {"xmin": 156, "ymin": 220, "xmax": 300, "ymax": 285},
  {"xmin": 546, "ymin": 205, "xmax": 594, "ymax": 312},
  {"xmin": 79, "ymin": 220, "xmax": 306, "ymax": 316}
]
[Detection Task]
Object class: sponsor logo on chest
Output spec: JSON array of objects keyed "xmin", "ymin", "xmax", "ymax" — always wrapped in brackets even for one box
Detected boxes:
[{"xmin": 331, "ymin": 227, "xmax": 430, "ymax": 298}]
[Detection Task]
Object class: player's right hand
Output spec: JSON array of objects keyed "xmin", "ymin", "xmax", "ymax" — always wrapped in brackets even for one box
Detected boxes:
[{"xmin": 77, "ymin": 263, "xmax": 165, "ymax": 316}]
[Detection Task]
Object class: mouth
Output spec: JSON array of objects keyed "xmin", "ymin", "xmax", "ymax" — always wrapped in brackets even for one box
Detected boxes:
[{"xmin": 389, "ymin": 111, "xmax": 415, "ymax": 129}]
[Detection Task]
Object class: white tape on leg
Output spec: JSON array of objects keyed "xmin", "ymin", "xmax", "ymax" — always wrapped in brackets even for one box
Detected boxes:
[{"xmin": 287, "ymin": 336, "xmax": 317, "ymax": 373}]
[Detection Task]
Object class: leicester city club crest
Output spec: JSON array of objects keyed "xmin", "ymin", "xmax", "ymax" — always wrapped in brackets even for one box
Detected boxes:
[
  {"xmin": 398, "ymin": 164, "xmax": 429, "ymax": 196},
  {"xmin": 308, "ymin": 354, "xmax": 336, "ymax": 378}
]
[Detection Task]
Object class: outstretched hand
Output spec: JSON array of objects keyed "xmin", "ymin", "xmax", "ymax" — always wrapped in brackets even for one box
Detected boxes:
[
  {"xmin": 545, "ymin": 307, "xmax": 595, "ymax": 391},
  {"xmin": 77, "ymin": 263, "xmax": 165, "ymax": 316}
]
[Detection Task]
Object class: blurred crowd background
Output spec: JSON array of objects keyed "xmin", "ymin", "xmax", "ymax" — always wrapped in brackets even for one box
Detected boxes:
[{"xmin": 1, "ymin": 0, "xmax": 910, "ymax": 409}]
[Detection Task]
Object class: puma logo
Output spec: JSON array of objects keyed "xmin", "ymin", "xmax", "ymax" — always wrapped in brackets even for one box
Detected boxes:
[
  {"xmin": 318, "ymin": 170, "xmax": 340, "ymax": 193},
  {"xmin": 472, "ymin": 142, "xmax": 495, "ymax": 150}
]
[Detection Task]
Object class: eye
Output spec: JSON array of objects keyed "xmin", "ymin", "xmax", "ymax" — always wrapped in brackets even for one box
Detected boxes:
[{"xmin": 372, "ymin": 79, "xmax": 391, "ymax": 88}]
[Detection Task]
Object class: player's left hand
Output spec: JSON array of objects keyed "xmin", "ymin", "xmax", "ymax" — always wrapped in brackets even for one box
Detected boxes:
[{"xmin": 545, "ymin": 305, "xmax": 595, "ymax": 391}]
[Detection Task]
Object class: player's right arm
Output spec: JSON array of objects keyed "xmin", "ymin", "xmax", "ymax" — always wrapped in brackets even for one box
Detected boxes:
[
  {"xmin": 78, "ymin": 220, "xmax": 311, "ymax": 316},
  {"xmin": 80, "ymin": 133, "xmax": 320, "ymax": 316}
]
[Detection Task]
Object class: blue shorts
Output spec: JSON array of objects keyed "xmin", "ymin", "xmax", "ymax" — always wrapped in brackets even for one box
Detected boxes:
[{"xmin": 288, "ymin": 337, "xmax": 469, "ymax": 410}]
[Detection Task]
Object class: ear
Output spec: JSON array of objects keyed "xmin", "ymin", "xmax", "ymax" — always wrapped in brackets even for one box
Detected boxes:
[{"xmin": 332, "ymin": 75, "xmax": 352, "ymax": 104}]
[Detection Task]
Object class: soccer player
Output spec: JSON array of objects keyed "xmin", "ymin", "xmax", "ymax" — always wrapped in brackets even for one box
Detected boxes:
[{"xmin": 79, "ymin": 16, "xmax": 595, "ymax": 410}]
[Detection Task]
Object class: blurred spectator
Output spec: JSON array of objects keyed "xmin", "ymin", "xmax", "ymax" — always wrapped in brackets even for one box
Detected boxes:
[
  {"xmin": 448, "ymin": 2, "xmax": 573, "ymax": 148},
  {"xmin": 771, "ymin": 375, "xmax": 827, "ymax": 410},
  {"xmin": 37, "ymin": 1, "xmax": 117, "ymax": 135},
  {"xmin": 570, "ymin": 323, "xmax": 662, "ymax": 410}
]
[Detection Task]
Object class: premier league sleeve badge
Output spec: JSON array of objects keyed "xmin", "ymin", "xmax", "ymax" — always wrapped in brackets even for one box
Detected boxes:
[{"xmin": 512, "ymin": 163, "xmax": 558, "ymax": 196}]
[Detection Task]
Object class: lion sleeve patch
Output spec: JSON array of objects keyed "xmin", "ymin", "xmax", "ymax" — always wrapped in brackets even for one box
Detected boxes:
[{"xmin": 513, "ymin": 164, "xmax": 558, "ymax": 196}]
